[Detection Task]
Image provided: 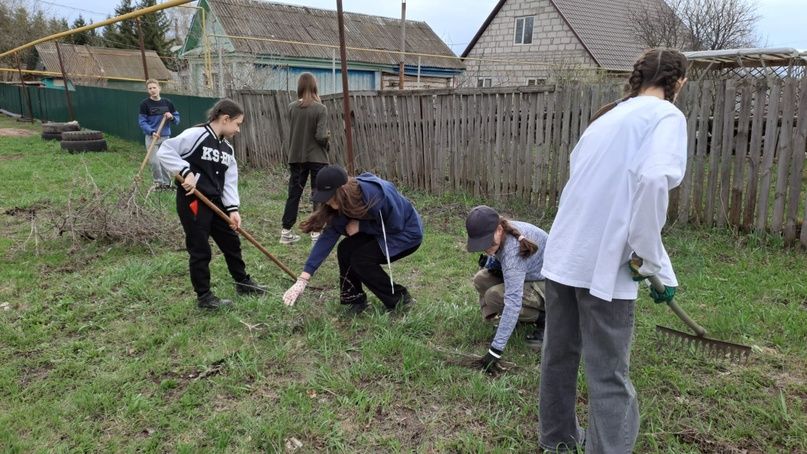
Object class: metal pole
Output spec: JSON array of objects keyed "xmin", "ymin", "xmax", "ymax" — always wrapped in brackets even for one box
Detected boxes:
[
  {"xmin": 15, "ymin": 55, "xmax": 34, "ymax": 122},
  {"xmin": 399, "ymin": 0, "xmax": 406, "ymax": 90},
  {"xmin": 331, "ymin": 48, "xmax": 336, "ymax": 94},
  {"xmin": 136, "ymin": 18, "xmax": 150, "ymax": 81},
  {"xmin": 54, "ymin": 41, "xmax": 75, "ymax": 122},
  {"xmin": 336, "ymin": 0, "xmax": 355, "ymax": 174},
  {"xmin": 217, "ymin": 45, "xmax": 225, "ymax": 97}
]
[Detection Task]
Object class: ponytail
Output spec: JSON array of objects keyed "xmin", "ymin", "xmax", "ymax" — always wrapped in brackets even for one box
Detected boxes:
[{"xmin": 500, "ymin": 218, "xmax": 538, "ymax": 258}]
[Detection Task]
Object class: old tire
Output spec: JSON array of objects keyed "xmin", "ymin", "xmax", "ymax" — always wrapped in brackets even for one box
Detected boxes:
[
  {"xmin": 61, "ymin": 130, "xmax": 104, "ymax": 141},
  {"xmin": 41, "ymin": 131, "xmax": 62, "ymax": 141},
  {"xmin": 61, "ymin": 139, "xmax": 108, "ymax": 152},
  {"xmin": 43, "ymin": 121, "xmax": 80, "ymax": 133}
]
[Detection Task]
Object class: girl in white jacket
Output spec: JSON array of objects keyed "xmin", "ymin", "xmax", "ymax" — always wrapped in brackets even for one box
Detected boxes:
[{"xmin": 539, "ymin": 48, "xmax": 689, "ymax": 454}]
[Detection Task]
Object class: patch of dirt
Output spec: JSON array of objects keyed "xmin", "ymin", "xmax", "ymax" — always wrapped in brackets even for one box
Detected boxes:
[
  {"xmin": 0, "ymin": 153, "xmax": 23, "ymax": 161},
  {"xmin": 19, "ymin": 363, "xmax": 54, "ymax": 387},
  {"xmin": 675, "ymin": 429, "xmax": 757, "ymax": 454},
  {"xmin": 4, "ymin": 201, "xmax": 50, "ymax": 218},
  {"xmin": 0, "ymin": 128, "xmax": 34, "ymax": 137}
]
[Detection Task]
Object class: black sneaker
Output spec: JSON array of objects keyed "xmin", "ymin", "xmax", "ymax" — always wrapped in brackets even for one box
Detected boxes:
[
  {"xmin": 385, "ymin": 289, "xmax": 414, "ymax": 312},
  {"xmin": 344, "ymin": 300, "xmax": 369, "ymax": 317},
  {"xmin": 197, "ymin": 291, "xmax": 233, "ymax": 309},
  {"xmin": 235, "ymin": 277, "xmax": 267, "ymax": 296},
  {"xmin": 525, "ymin": 325, "xmax": 544, "ymax": 351}
]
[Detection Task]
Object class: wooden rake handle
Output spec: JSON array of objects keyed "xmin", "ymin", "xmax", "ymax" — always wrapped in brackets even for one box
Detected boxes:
[
  {"xmin": 136, "ymin": 116, "xmax": 168, "ymax": 178},
  {"xmin": 174, "ymin": 173, "xmax": 298, "ymax": 281},
  {"xmin": 647, "ymin": 274, "xmax": 708, "ymax": 337}
]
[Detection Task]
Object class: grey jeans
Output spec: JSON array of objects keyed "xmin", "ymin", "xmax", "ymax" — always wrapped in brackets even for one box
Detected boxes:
[
  {"xmin": 539, "ymin": 279, "xmax": 639, "ymax": 454},
  {"xmin": 146, "ymin": 135, "xmax": 171, "ymax": 185}
]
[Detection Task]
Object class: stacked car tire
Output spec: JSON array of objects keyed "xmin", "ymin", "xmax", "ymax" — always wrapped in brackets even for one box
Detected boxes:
[
  {"xmin": 41, "ymin": 121, "xmax": 79, "ymax": 141},
  {"xmin": 40, "ymin": 121, "xmax": 108, "ymax": 153},
  {"xmin": 60, "ymin": 129, "xmax": 108, "ymax": 153}
]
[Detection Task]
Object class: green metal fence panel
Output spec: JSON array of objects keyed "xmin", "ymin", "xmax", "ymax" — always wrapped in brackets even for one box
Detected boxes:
[{"xmin": 0, "ymin": 83, "xmax": 218, "ymax": 142}]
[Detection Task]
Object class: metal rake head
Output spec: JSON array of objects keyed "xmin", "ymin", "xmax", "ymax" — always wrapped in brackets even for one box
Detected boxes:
[{"xmin": 655, "ymin": 325, "xmax": 752, "ymax": 364}]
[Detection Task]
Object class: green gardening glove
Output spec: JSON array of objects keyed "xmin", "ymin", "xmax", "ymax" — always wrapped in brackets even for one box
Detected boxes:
[{"xmin": 649, "ymin": 285, "xmax": 676, "ymax": 304}]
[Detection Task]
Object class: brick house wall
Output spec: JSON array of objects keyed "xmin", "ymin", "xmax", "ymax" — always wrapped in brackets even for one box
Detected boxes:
[{"xmin": 460, "ymin": 0, "xmax": 597, "ymax": 87}]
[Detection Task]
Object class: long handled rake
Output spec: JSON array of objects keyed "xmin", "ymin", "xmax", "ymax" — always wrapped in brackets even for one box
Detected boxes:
[
  {"xmin": 118, "ymin": 117, "xmax": 168, "ymax": 210},
  {"xmin": 174, "ymin": 174, "xmax": 298, "ymax": 283},
  {"xmin": 644, "ymin": 273, "xmax": 752, "ymax": 363}
]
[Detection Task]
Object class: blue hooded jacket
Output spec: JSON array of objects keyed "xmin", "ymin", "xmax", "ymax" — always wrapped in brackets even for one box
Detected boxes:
[{"xmin": 303, "ymin": 173, "xmax": 424, "ymax": 275}]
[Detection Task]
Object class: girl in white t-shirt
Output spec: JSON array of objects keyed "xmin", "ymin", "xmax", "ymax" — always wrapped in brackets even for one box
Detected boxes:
[{"xmin": 539, "ymin": 48, "xmax": 689, "ymax": 454}]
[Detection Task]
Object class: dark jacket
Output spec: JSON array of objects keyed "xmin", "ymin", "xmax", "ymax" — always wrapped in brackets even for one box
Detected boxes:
[
  {"xmin": 303, "ymin": 173, "xmax": 424, "ymax": 275},
  {"xmin": 156, "ymin": 124, "xmax": 240, "ymax": 212},
  {"xmin": 138, "ymin": 97, "xmax": 180, "ymax": 137},
  {"xmin": 287, "ymin": 100, "xmax": 329, "ymax": 164}
]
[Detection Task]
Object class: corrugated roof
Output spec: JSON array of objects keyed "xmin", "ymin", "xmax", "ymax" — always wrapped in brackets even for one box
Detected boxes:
[
  {"xmin": 207, "ymin": 0, "xmax": 464, "ymax": 70},
  {"xmin": 462, "ymin": 0, "xmax": 668, "ymax": 71},
  {"xmin": 35, "ymin": 42, "xmax": 173, "ymax": 81}
]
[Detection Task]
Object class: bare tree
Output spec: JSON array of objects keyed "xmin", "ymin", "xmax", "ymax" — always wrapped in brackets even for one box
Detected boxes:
[{"xmin": 631, "ymin": 0, "xmax": 760, "ymax": 51}]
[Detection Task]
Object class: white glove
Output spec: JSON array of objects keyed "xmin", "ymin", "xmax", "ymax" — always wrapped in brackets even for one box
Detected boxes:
[{"xmin": 283, "ymin": 277, "xmax": 308, "ymax": 306}]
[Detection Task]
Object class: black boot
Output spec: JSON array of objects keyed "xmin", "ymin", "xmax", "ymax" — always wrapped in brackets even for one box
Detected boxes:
[
  {"xmin": 197, "ymin": 291, "xmax": 233, "ymax": 309},
  {"xmin": 235, "ymin": 276, "xmax": 267, "ymax": 296}
]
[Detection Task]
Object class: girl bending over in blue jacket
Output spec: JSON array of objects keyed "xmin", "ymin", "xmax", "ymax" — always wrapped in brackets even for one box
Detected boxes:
[{"xmin": 281, "ymin": 165, "xmax": 423, "ymax": 316}]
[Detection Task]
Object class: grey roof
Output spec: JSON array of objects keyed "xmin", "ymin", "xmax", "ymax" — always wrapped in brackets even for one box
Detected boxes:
[
  {"xmin": 550, "ymin": 0, "xmax": 668, "ymax": 71},
  {"xmin": 207, "ymin": 0, "xmax": 464, "ymax": 70},
  {"xmin": 462, "ymin": 0, "xmax": 668, "ymax": 71},
  {"xmin": 35, "ymin": 42, "xmax": 173, "ymax": 81}
]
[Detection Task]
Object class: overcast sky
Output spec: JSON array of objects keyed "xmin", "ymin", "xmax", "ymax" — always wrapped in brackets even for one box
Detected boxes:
[{"xmin": 30, "ymin": 0, "xmax": 807, "ymax": 54}]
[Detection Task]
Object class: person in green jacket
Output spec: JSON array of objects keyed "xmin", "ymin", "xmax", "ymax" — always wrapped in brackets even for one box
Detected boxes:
[{"xmin": 280, "ymin": 72, "xmax": 330, "ymax": 245}]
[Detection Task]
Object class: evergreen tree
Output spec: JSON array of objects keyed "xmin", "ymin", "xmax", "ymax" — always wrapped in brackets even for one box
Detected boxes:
[{"xmin": 137, "ymin": 0, "xmax": 174, "ymax": 69}]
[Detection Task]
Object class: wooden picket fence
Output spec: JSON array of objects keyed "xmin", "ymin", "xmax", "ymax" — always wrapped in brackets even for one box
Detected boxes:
[{"xmin": 230, "ymin": 78, "xmax": 807, "ymax": 247}]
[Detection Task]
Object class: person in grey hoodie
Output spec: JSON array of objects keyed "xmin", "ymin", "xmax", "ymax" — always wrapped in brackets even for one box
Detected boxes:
[
  {"xmin": 465, "ymin": 205, "xmax": 549, "ymax": 373},
  {"xmin": 280, "ymin": 72, "xmax": 330, "ymax": 245}
]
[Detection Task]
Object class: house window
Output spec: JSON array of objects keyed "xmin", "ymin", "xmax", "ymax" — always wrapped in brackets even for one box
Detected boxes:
[
  {"xmin": 477, "ymin": 78, "xmax": 492, "ymax": 88},
  {"xmin": 514, "ymin": 16, "xmax": 534, "ymax": 44}
]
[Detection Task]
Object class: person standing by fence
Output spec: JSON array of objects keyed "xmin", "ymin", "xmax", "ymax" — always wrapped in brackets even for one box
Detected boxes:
[
  {"xmin": 280, "ymin": 72, "xmax": 331, "ymax": 245},
  {"xmin": 538, "ymin": 48, "xmax": 689, "ymax": 453},
  {"xmin": 138, "ymin": 79, "xmax": 181, "ymax": 190}
]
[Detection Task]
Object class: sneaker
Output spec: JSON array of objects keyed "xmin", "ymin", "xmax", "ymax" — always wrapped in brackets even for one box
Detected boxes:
[
  {"xmin": 385, "ymin": 289, "xmax": 414, "ymax": 312},
  {"xmin": 197, "ymin": 291, "xmax": 233, "ymax": 310},
  {"xmin": 235, "ymin": 277, "xmax": 267, "ymax": 296},
  {"xmin": 344, "ymin": 300, "xmax": 369, "ymax": 317},
  {"xmin": 525, "ymin": 325, "xmax": 544, "ymax": 351},
  {"xmin": 280, "ymin": 229, "xmax": 301, "ymax": 244},
  {"xmin": 310, "ymin": 231, "xmax": 321, "ymax": 245}
]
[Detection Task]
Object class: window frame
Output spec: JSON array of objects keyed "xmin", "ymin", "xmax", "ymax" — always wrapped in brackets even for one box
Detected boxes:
[{"xmin": 514, "ymin": 16, "xmax": 535, "ymax": 45}]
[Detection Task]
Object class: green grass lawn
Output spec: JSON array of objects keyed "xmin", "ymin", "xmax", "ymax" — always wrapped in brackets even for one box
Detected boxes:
[{"xmin": 0, "ymin": 116, "xmax": 805, "ymax": 453}]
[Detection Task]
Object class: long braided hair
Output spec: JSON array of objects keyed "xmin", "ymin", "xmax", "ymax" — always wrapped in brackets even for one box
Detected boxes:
[
  {"xmin": 500, "ymin": 218, "xmax": 538, "ymax": 258},
  {"xmin": 590, "ymin": 48, "xmax": 689, "ymax": 123}
]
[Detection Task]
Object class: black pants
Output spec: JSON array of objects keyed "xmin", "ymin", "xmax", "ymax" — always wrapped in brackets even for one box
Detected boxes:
[
  {"xmin": 337, "ymin": 233, "xmax": 420, "ymax": 308},
  {"xmin": 177, "ymin": 190, "xmax": 249, "ymax": 296},
  {"xmin": 281, "ymin": 162, "xmax": 327, "ymax": 229}
]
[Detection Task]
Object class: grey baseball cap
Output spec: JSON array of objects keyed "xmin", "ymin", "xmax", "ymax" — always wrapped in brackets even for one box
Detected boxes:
[{"xmin": 465, "ymin": 205, "xmax": 500, "ymax": 252}]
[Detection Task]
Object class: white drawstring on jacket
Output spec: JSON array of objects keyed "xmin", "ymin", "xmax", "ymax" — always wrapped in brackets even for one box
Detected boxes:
[{"xmin": 379, "ymin": 211, "xmax": 394, "ymax": 295}]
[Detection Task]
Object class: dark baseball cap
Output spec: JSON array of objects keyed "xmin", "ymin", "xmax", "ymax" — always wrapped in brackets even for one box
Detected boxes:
[
  {"xmin": 312, "ymin": 165, "xmax": 349, "ymax": 203},
  {"xmin": 465, "ymin": 205, "xmax": 501, "ymax": 252}
]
